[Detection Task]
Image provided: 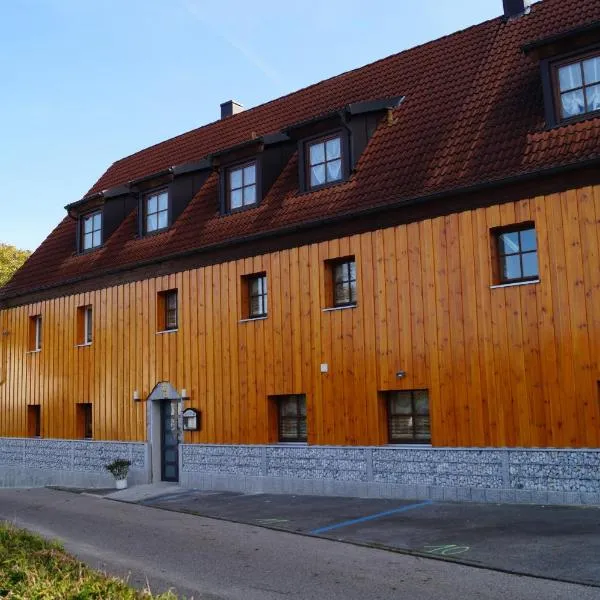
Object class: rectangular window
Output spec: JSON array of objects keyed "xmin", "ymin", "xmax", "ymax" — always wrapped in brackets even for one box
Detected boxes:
[
  {"xmin": 27, "ymin": 405, "xmax": 41, "ymax": 438},
  {"xmin": 274, "ymin": 395, "xmax": 307, "ymax": 443},
  {"xmin": 307, "ymin": 135, "xmax": 343, "ymax": 189},
  {"xmin": 145, "ymin": 189, "xmax": 169, "ymax": 233},
  {"xmin": 325, "ymin": 257, "xmax": 357, "ymax": 308},
  {"xmin": 555, "ymin": 53, "xmax": 600, "ymax": 121},
  {"xmin": 77, "ymin": 305, "xmax": 93, "ymax": 345},
  {"xmin": 247, "ymin": 274, "xmax": 267, "ymax": 318},
  {"xmin": 495, "ymin": 225, "xmax": 539, "ymax": 284},
  {"xmin": 386, "ymin": 390, "xmax": 430, "ymax": 444},
  {"xmin": 228, "ymin": 162, "xmax": 257, "ymax": 210},
  {"xmin": 157, "ymin": 289, "xmax": 178, "ymax": 332},
  {"xmin": 29, "ymin": 315, "xmax": 42, "ymax": 351},
  {"xmin": 76, "ymin": 403, "xmax": 93, "ymax": 439},
  {"xmin": 81, "ymin": 211, "xmax": 102, "ymax": 251}
]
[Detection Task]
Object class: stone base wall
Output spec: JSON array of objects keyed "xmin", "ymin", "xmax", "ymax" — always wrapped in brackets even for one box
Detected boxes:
[
  {"xmin": 181, "ymin": 445, "xmax": 600, "ymax": 506},
  {"xmin": 0, "ymin": 438, "xmax": 149, "ymax": 488}
]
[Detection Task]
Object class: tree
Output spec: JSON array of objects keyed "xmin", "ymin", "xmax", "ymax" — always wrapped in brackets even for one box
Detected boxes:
[{"xmin": 0, "ymin": 243, "xmax": 31, "ymax": 287}]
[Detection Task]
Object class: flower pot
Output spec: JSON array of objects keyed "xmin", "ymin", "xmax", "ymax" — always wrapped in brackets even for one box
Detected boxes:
[{"xmin": 115, "ymin": 479, "xmax": 128, "ymax": 490}]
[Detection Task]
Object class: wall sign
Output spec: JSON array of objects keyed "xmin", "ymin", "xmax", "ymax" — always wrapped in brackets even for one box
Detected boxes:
[{"xmin": 182, "ymin": 408, "xmax": 201, "ymax": 431}]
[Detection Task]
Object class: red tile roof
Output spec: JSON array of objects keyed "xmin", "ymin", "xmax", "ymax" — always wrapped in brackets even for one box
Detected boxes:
[{"xmin": 4, "ymin": 0, "xmax": 600, "ymax": 300}]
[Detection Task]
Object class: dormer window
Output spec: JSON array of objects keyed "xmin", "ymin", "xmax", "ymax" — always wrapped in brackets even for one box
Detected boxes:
[
  {"xmin": 556, "ymin": 53, "xmax": 600, "ymax": 120},
  {"xmin": 307, "ymin": 134, "xmax": 343, "ymax": 189},
  {"xmin": 228, "ymin": 162, "xmax": 257, "ymax": 211},
  {"xmin": 145, "ymin": 189, "xmax": 169, "ymax": 234},
  {"xmin": 81, "ymin": 210, "xmax": 102, "ymax": 251}
]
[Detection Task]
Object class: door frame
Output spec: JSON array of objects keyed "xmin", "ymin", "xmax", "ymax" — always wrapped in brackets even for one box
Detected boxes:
[{"xmin": 146, "ymin": 382, "xmax": 183, "ymax": 483}]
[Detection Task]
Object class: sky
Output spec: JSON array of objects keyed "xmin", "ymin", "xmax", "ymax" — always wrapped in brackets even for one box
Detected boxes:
[{"xmin": 1, "ymin": 0, "xmax": 503, "ymax": 251}]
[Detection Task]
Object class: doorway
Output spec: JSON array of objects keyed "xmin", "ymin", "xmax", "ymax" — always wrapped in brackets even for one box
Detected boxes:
[{"xmin": 160, "ymin": 399, "xmax": 180, "ymax": 482}]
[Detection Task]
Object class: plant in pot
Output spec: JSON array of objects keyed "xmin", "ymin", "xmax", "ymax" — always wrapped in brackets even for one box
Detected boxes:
[{"xmin": 105, "ymin": 458, "xmax": 131, "ymax": 490}]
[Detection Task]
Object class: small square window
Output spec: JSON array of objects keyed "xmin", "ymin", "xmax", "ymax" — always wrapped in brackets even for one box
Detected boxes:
[
  {"xmin": 157, "ymin": 289, "xmax": 178, "ymax": 332},
  {"xmin": 306, "ymin": 135, "xmax": 343, "ymax": 189},
  {"xmin": 494, "ymin": 225, "xmax": 539, "ymax": 284},
  {"xmin": 76, "ymin": 403, "xmax": 93, "ymax": 439},
  {"xmin": 29, "ymin": 315, "xmax": 42, "ymax": 351},
  {"xmin": 77, "ymin": 305, "xmax": 93, "ymax": 345},
  {"xmin": 385, "ymin": 390, "xmax": 430, "ymax": 444},
  {"xmin": 27, "ymin": 405, "xmax": 41, "ymax": 438},
  {"xmin": 554, "ymin": 53, "xmax": 600, "ymax": 121},
  {"xmin": 145, "ymin": 190, "xmax": 169, "ymax": 234},
  {"xmin": 272, "ymin": 395, "xmax": 307, "ymax": 442},
  {"xmin": 228, "ymin": 162, "xmax": 257, "ymax": 211},
  {"xmin": 241, "ymin": 273, "xmax": 267, "ymax": 319},
  {"xmin": 81, "ymin": 211, "xmax": 102, "ymax": 251},
  {"xmin": 325, "ymin": 257, "xmax": 357, "ymax": 308}
]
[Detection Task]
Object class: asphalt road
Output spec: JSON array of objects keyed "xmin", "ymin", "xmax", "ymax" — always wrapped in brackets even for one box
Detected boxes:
[{"xmin": 0, "ymin": 488, "xmax": 598, "ymax": 600}]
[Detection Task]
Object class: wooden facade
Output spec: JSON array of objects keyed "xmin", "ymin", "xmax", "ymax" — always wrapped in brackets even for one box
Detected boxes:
[{"xmin": 1, "ymin": 185, "xmax": 600, "ymax": 449}]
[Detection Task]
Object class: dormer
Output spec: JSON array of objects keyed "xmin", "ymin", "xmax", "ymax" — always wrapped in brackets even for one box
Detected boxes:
[
  {"xmin": 213, "ymin": 133, "xmax": 294, "ymax": 215},
  {"xmin": 66, "ymin": 184, "xmax": 134, "ymax": 254},
  {"xmin": 284, "ymin": 96, "xmax": 404, "ymax": 193},
  {"xmin": 524, "ymin": 21, "xmax": 600, "ymax": 128}
]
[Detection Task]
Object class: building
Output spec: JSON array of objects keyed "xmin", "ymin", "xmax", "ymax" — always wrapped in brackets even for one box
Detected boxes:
[{"xmin": 2, "ymin": 0, "xmax": 600, "ymax": 504}]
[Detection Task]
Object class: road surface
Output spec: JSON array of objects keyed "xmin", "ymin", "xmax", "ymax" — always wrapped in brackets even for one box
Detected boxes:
[{"xmin": 0, "ymin": 488, "xmax": 597, "ymax": 600}]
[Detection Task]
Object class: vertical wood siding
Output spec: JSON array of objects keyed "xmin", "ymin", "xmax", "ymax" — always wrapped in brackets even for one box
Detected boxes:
[{"xmin": 1, "ymin": 187, "xmax": 600, "ymax": 448}]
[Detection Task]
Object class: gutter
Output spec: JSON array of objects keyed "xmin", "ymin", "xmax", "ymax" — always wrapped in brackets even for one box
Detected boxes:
[{"xmin": 2, "ymin": 157, "xmax": 600, "ymax": 304}]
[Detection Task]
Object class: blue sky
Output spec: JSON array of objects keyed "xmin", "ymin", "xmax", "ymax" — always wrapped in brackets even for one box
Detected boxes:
[{"xmin": 1, "ymin": 0, "xmax": 502, "ymax": 251}]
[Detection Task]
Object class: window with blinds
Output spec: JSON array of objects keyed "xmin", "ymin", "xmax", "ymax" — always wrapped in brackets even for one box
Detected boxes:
[
  {"xmin": 386, "ymin": 390, "xmax": 430, "ymax": 444},
  {"xmin": 275, "ymin": 395, "xmax": 307, "ymax": 443}
]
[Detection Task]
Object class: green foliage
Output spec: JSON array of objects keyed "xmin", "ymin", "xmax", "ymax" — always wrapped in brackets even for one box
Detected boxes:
[
  {"xmin": 105, "ymin": 458, "xmax": 132, "ymax": 480},
  {"xmin": 0, "ymin": 243, "xmax": 31, "ymax": 287},
  {"xmin": 0, "ymin": 522, "xmax": 180, "ymax": 599}
]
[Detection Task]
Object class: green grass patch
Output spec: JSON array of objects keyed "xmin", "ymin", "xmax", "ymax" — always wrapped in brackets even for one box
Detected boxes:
[{"xmin": 0, "ymin": 522, "xmax": 179, "ymax": 599}]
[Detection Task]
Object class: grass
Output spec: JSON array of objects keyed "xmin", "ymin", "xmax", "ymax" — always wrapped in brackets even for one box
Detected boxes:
[{"xmin": 0, "ymin": 522, "xmax": 179, "ymax": 599}]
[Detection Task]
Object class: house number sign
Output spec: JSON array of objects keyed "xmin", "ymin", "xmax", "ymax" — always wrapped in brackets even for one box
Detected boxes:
[{"xmin": 182, "ymin": 408, "xmax": 201, "ymax": 431}]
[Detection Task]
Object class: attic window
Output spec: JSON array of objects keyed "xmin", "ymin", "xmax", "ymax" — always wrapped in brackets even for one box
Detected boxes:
[
  {"xmin": 145, "ymin": 189, "xmax": 169, "ymax": 234},
  {"xmin": 306, "ymin": 135, "xmax": 343, "ymax": 189},
  {"xmin": 81, "ymin": 210, "xmax": 102, "ymax": 251},
  {"xmin": 228, "ymin": 162, "xmax": 257, "ymax": 211},
  {"xmin": 555, "ymin": 53, "xmax": 600, "ymax": 121}
]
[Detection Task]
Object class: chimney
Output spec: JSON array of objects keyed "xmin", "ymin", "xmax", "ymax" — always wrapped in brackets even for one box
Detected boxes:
[
  {"xmin": 503, "ymin": 0, "xmax": 533, "ymax": 18},
  {"xmin": 220, "ymin": 100, "xmax": 244, "ymax": 119}
]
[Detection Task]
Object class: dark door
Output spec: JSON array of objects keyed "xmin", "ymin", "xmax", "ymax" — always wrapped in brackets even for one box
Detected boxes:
[{"xmin": 160, "ymin": 400, "xmax": 180, "ymax": 482}]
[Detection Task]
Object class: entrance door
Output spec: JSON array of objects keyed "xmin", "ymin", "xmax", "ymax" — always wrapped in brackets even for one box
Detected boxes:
[{"xmin": 160, "ymin": 400, "xmax": 180, "ymax": 482}]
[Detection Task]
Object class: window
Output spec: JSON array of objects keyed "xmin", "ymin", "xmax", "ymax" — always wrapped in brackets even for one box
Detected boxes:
[
  {"xmin": 307, "ymin": 135, "xmax": 343, "ymax": 189},
  {"xmin": 29, "ymin": 315, "xmax": 42, "ymax": 351},
  {"xmin": 157, "ymin": 289, "xmax": 178, "ymax": 332},
  {"xmin": 81, "ymin": 211, "xmax": 102, "ymax": 251},
  {"xmin": 77, "ymin": 305, "xmax": 93, "ymax": 345},
  {"xmin": 242, "ymin": 273, "xmax": 267, "ymax": 319},
  {"xmin": 274, "ymin": 395, "xmax": 307, "ymax": 442},
  {"xmin": 325, "ymin": 257, "xmax": 357, "ymax": 308},
  {"xmin": 495, "ymin": 225, "xmax": 539, "ymax": 284},
  {"xmin": 228, "ymin": 162, "xmax": 257, "ymax": 211},
  {"xmin": 386, "ymin": 390, "xmax": 430, "ymax": 444},
  {"xmin": 145, "ymin": 189, "xmax": 169, "ymax": 233},
  {"xmin": 76, "ymin": 403, "xmax": 93, "ymax": 439},
  {"xmin": 555, "ymin": 53, "xmax": 600, "ymax": 120},
  {"xmin": 27, "ymin": 405, "xmax": 41, "ymax": 438}
]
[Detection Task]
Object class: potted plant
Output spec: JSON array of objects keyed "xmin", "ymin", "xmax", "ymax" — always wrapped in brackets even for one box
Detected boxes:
[{"xmin": 105, "ymin": 458, "xmax": 131, "ymax": 490}]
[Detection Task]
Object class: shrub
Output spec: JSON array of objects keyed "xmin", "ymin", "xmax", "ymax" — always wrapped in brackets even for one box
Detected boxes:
[{"xmin": 105, "ymin": 458, "xmax": 132, "ymax": 480}]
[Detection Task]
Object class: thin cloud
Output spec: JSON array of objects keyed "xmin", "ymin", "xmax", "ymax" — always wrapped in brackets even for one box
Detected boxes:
[{"xmin": 181, "ymin": 0, "xmax": 285, "ymax": 87}]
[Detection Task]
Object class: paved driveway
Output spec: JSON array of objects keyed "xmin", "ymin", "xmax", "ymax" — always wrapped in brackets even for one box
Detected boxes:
[{"xmin": 0, "ymin": 488, "xmax": 598, "ymax": 600}]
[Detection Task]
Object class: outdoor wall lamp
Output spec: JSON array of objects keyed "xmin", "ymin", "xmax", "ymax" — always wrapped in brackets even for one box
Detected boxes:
[
  {"xmin": 181, "ymin": 389, "xmax": 190, "ymax": 401},
  {"xmin": 133, "ymin": 390, "xmax": 141, "ymax": 402},
  {"xmin": 396, "ymin": 371, "xmax": 407, "ymax": 379}
]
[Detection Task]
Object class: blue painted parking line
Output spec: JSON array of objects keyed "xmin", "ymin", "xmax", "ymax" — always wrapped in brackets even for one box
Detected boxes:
[{"xmin": 310, "ymin": 500, "xmax": 434, "ymax": 535}]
